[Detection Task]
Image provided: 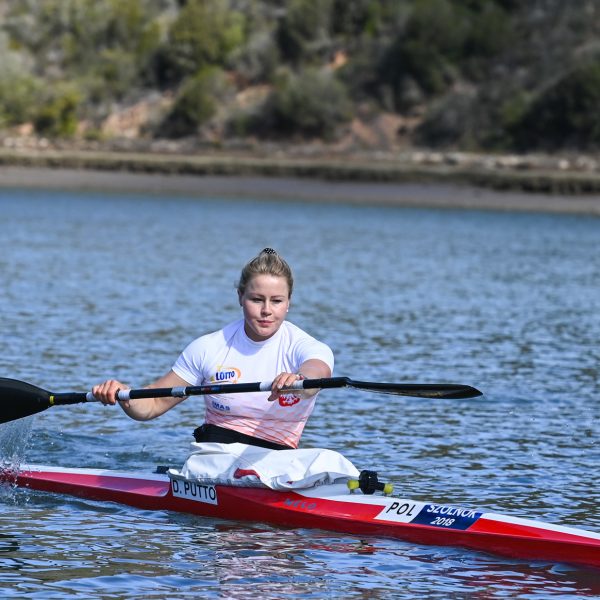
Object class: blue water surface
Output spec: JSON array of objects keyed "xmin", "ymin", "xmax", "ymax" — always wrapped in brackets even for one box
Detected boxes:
[{"xmin": 1, "ymin": 185, "xmax": 599, "ymax": 598}]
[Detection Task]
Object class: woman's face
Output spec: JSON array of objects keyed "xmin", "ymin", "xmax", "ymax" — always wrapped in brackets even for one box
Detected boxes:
[{"xmin": 239, "ymin": 274, "xmax": 290, "ymax": 342}]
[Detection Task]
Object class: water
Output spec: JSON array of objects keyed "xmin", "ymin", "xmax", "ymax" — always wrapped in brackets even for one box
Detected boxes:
[{"xmin": 1, "ymin": 186, "xmax": 599, "ymax": 597}]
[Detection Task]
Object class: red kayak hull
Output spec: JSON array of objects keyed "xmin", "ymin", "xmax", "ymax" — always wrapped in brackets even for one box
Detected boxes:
[{"xmin": 3, "ymin": 464, "xmax": 599, "ymax": 569}]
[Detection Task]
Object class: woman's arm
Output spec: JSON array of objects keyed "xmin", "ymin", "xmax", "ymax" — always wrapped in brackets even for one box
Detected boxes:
[{"xmin": 92, "ymin": 369, "xmax": 191, "ymax": 421}]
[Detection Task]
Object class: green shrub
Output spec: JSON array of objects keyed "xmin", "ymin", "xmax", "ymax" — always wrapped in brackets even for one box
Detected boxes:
[
  {"xmin": 159, "ymin": 67, "xmax": 227, "ymax": 138},
  {"xmin": 92, "ymin": 49, "xmax": 140, "ymax": 101},
  {"xmin": 330, "ymin": 0, "xmax": 399, "ymax": 37},
  {"xmin": 498, "ymin": 93, "xmax": 529, "ymax": 131},
  {"xmin": 0, "ymin": 29, "xmax": 41, "ymax": 125},
  {"xmin": 33, "ymin": 86, "xmax": 81, "ymax": 137},
  {"xmin": 157, "ymin": 0, "xmax": 245, "ymax": 84},
  {"xmin": 510, "ymin": 60, "xmax": 600, "ymax": 150},
  {"xmin": 5, "ymin": 0, "xmax": 164, "ymax": 100},
  {"xmin": 276, "ymin": 0, "xmax": 332, "ymax": 64},
  {"xmin": 377, "ymin": 0, "xmax": 467, "ymax": 109},
  {"xmin": 376, "ymin": 0, "xmax": 514, "ymax": 109},
  {"xmin": 228, "ymin": 31, "xmax": 281, "ymax": 84},
  {"xmin": 463, "ymin": 2, "xmax": 512, "ymax": 58},
  {"xmin": 0, "ymin": 73, "xmax": 41, "ymax": 126},
  {"xmin": 266, "ymin": 68, "xmax": 353, "ymax": 139}
]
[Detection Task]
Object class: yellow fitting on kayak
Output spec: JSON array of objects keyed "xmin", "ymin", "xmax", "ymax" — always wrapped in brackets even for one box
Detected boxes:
[
  {"xmin": 383, "ymin": 483, "xmax": 394, "ymax": 495},
  {"xmin": 49, "ymin": 395, "xmax": 55, "ymax": 406},
  {"xmin": 347, "ymin": 479, "xmax": 359, "ymax": 491}
]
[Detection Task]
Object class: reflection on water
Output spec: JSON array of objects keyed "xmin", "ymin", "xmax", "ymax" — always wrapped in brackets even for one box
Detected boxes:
[{"xmin": 1, "ymin": 188, "xmax": 599, "ymax": 597}]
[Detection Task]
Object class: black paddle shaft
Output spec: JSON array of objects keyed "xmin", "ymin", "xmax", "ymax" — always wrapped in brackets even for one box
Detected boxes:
[{"xmin": 0, "ymin": 376, "xmax": 482, "ymax": 424}]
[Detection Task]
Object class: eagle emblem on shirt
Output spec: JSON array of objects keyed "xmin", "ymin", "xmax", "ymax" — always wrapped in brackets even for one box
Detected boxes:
[{"xmin": 278, "ymin": 395, "xmax": 301, "ymax": 407}]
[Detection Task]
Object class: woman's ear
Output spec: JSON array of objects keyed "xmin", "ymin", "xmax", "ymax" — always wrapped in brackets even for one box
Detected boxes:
[{"xmin": 238, "ymin": 290, "xmax": 243, "ymax": 306}]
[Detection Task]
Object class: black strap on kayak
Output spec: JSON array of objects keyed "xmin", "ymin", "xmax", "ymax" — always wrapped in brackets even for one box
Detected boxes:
[{"xmin": 193, "ymin": 424, "xmax": 294, "ymax": 451}]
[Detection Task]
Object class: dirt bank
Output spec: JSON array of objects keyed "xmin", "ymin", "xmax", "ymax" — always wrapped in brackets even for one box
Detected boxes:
[{"xmin": 1, "ymin": 148, "xmax": 599, "ymax": 215}]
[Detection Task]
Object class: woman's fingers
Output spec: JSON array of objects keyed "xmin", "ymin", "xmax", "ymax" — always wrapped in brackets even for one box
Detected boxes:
[
  {"xmin": 267, "ymin": 372, "xmax": 302, "ymax": 401},
  {"xmin": 92, "ymin": 379, "xmax": 127, "ymax": 405}
]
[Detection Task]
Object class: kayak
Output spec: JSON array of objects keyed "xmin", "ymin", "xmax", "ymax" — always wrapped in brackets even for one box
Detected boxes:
[{"xmin": 2, "ymin": 464, "xmax": 599, "ymax": 569}]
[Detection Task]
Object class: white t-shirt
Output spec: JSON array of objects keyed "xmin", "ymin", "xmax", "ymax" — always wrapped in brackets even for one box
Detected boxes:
[{"xmin": 172, "ymin": 319, "xmax": 334, "ymax": 448}]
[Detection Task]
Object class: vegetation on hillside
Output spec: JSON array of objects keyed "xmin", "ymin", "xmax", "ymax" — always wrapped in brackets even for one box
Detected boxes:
[{"xmin": 1, "ymin": 0, "xmax": 599, "ymax": 152}]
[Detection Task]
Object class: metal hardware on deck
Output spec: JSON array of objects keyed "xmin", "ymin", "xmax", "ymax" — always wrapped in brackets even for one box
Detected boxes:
[{"xmin": 348, "ymin": 470, "xmax": 393, "ymax": 496}]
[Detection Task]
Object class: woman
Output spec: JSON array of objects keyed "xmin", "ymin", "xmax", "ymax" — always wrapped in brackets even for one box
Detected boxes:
[{"xmin": 92, "ymin": 248, "xmax": 334, "ymax": 450}]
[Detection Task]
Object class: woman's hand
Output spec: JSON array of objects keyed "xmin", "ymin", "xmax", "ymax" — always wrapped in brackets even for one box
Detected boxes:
[
  {"xmin": 268, "ymin": 359, "xmax": 331, "ymax": 402},
  {"xmin": 92, "ymin": 379, "xmax": 129, "ymax": 406},
  {"xmin": 268, "ymin": 372, "xmax": 304, "ymax": 401}
]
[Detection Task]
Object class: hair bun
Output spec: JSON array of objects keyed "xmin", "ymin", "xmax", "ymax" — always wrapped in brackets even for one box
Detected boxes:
[{"xmin": 237, "ymin": 248, "xmax": 293, "ymax": 296}]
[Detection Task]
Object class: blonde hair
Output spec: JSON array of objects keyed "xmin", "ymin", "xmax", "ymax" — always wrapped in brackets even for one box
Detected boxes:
[{"xmin": 237, "ymin": 248, "xmax": 294, "ymax": 297}]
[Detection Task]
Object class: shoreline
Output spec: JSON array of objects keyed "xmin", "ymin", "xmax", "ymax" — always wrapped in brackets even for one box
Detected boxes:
[{"xmin": 1, "ymin": 149, "xmax": 600, "ymax": 215}]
